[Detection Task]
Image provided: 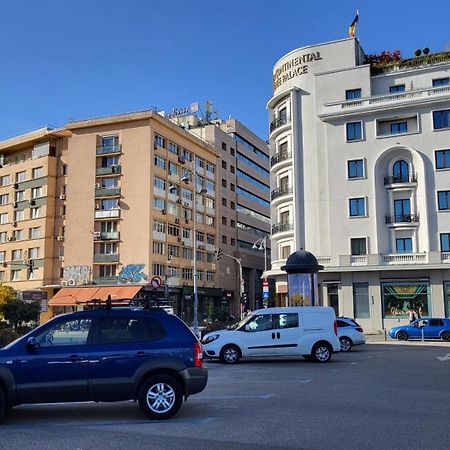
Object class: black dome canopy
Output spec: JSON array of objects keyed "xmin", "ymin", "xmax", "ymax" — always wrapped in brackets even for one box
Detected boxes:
[{"xmin": 281, "ymin": 250, "xmax": 324, "ymax": 274}]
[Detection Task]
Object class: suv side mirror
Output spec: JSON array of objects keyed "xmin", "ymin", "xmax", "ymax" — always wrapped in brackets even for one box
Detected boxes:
[{"xmin": 26, "ymin": 336, "xmax": 38, "ymax": 350}]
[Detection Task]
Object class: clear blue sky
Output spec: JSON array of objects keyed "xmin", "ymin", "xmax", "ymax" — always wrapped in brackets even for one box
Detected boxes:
[{"xmin": 1, "ymin": 0, "xmax": 449, "ymax": 141}]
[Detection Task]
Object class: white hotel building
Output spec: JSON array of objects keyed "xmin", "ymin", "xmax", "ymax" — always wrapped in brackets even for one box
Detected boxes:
[{"xmin": 267, "ymin": 38, "xmax": 450, "ymax": 332}]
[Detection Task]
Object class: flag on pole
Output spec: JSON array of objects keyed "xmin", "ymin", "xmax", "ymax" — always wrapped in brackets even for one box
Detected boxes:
[{"xmin": 348, "ymin": 11, "xmax": 359, "ymax": 37}]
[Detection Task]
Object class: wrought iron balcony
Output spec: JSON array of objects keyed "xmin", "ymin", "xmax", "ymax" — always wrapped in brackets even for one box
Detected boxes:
[
  {"xmin": 271, "ymin": 186, "xmax": 293, "ymax": 201},
  {"xmin": 272, "ymin": 222, "xmax": 294, "ymax": 234},
  {"xmin": 96, "ymin": 165, "xmax": 121, "ymax": 176},
  {"xmin": 384, "ymin": 173, "xmax": 418, "ymax": 185},
  {"xmin": 270, "ymin": 115, "xmax": 291, "ymax": 133},
  {"xmin": 271, "ymin": 151, "xmax": 292, "ymax": 166},
  {"xmin": 96, "ymin": 144, "xmax": 122, "ymax": 155},
  {"xmin": 385, "ymin": 214, "xmax": 419, "ymax": 224}
]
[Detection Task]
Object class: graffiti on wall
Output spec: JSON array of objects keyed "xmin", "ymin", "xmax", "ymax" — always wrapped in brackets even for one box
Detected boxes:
[{"xmin": 61, "ymin": 265, "xmax": 90, "ymax": 286}]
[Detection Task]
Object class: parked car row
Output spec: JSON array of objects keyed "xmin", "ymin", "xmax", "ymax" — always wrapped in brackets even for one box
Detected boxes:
[{"xmin": 389, "ymin": 318, "xmax": 450, "ymax": 341}]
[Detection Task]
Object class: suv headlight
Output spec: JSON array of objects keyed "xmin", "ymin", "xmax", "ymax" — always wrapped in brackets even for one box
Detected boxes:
[{"xmin": 202, "ymin": 334, "xmax": 220, "ymax": 345}]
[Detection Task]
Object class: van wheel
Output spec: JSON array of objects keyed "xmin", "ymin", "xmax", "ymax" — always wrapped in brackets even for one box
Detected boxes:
[
  {"xmin": 339, "ymin": 337, "xmax": 352, "ymax": 352},
  {"xmin": 138, "ymin": 375, "xmax": 182, "ymax": 420},
  {"xmin": 0, "ymin": 387, "xmax": 6, "ymax": 424},
  {"xmin": 312, "ymin": 343, "xmax": 332, "ymax": 363},
  {"xmin": 220, "ymin": 344, "xmax": 241, "ymax": 364}
]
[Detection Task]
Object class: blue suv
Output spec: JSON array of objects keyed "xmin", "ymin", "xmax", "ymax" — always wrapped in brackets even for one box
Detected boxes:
[{"xmin": 0, "ymin": 305, "xmax": 207, "ymax": 422}]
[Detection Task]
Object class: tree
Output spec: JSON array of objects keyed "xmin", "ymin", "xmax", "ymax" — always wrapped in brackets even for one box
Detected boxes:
[
  {"xmin": 0, "ymin": 300, "xmax": 40, "ymax": 331},
  {"xmin": 0, "ymin": 284, "xmax": 17, "ymax": 308}
]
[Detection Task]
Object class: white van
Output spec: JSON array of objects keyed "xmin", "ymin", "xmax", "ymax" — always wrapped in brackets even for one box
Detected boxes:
[{"xmin": 202, "ymin": 306, "xmax": 340, "ymax": 364}]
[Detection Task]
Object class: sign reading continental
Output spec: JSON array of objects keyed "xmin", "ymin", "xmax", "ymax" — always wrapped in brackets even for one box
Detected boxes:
[{"xmin": 273, "ymin": 51, "xmax": 323, "ymax": 91}]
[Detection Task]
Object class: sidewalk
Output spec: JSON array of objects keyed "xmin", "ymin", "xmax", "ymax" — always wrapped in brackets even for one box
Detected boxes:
[{"xmin": 365, "ymin": 332, "xmax": 450, "ymax": 347}]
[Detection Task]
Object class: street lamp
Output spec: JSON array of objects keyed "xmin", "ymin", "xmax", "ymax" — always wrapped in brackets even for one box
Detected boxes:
[
  {"xmin": 252, "ymin": 237, "xmax": 268, "ymax": 276},
  {"xmin": 178, "ymin": 161, "xmax": 207, "ymax": 338}
]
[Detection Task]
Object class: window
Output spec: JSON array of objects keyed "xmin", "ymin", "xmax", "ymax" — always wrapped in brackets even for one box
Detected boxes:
[
  {"xmin": 0, "ymin": 232, "xmax": 7, "ymax": 243},
  {"xmin": 222, "ymin": 179, "xmax": 227, "ymax": 188},
  {"xmin": 281, "ymin": 245, "xmax": 291, "ymax": 259},
  {"xmin": 29, "ymin": 247, "xmax": 39, "ymax": 259},
  {"xmin": 273, "ymin": 313, "xmax": 299, "ymax": 329},
  {"xmin": 394, "ymin": 199, "xmax": 411, "ymax": 219},
  {"xmin": 0, "ymin": 272, "xmax": 4, "ymax": 282},
  {"xmin": 182, "ymin": 268, "xmax": 193, "ymax": 280},
  {"xmin": 230, "ymin": 183, "xmax": 235, "ymax": 192},
  {"xmin": 346, "ymin": 122, "xmax": 362, "ymax": 141},
  {"xmin": 168, "ymin": 244, "xmax": 180, "ymax": 258},
  {"xmin": 36, "ymin": 319, "xmax": 92, "ymax": 347},
  {"xmin": 182, "ymin": 248, "xmax": 193, "ymax": 260},
  {"xmin": 0, "ymin": 175, "xmax": 10, "ymax": 186},
  {"xmin": 393, "ymin": 160, "xmax": 409, "ymax": 182},
  {"xmin": 0, "ymin": 213, "xmax": 8, "ymax": 224},
  {"xmin": 222, "ymin": 217, "xmax": 227, "ymax": 225},
  {"xmin": 168, "ymin": 142, "xmax": 179, "ymax": 155},
  {"xmin": 441, "ymin": 233, "xmax": 450, "ymax": 252},
  {"xmin": 222, "ymin": 235, "xmax": 227, "ymax": 244},
  {"xmin": 12, "ymin": 249, "xmax": 22, "ymax": 260},
  {"xmin": 15, "ymin": 191, "xmax": 25, "ymax": 202},
  {"xmin": 433, "ymin": 110, "xmax": 450, "ymax": 129},
  {"xmin": 0, "ymin": 194, "xmax": 8, "ymax": 205},
  {"xmin": 436, "ymin": 150, "xmax": 450, "ymax": 169},
  {"xmin": 236, "ymin": 187, "xmax": 270, "ymax": 207},
  {"xmin": 396, "ymin": 238, "xmax": 413, "ymax": 253},
  {"xmin": 236, "ymin": 169, "xmax": 269, "ymax": 192},
  {"xmin": 351, "ymin": 238, "xmax": 367, "ymax": 255},
  {"xmin": 206, "ymin": 162, "xmax": 215, "ymax": 175},
  {"xmin": 31, "ymin": 187, "xmax": 43, "ymax": 199},
  {"xmin": 389, "ymin": 85, "xmax": 405, "ymax": 93},
  {"xmin": 0, "ymin": 251, "xmax": 4, "ymax": 262},
  {"xmin": 13, "ymin": 230, "xmax": 23, "ymax": 241},
  {"xmin": 16, "ymin": 171, "xmax": 26, "ymax": 182},
  {"xmin": 154, "ymin": 155, "xmax": 166, "ymax": 170},
  {"xmin": 32, "ymin": 167, "xmax": 44, "ymax": 179},
  {"xmin": 349, "ymin": 198, "xmax": 366, "ymax": 217},
  {"xmin": 167, "ymin": 224, "xmax": 180, "ymax": 237},
  {"xmin": 345, "ymin": 88, "xmax": 361, "ymax": 100},
  {"xmin": 29, "ymin": 227, "xmax": 41, "ymax": 239},
  {"xmin": 99, "ymin": 265, "xmax": 116, "ymax": 277},
  {"xmin": 433, "ymin": 78, "xmax": 449, "ymax": 87},
  {"xmin": 245, "ymin": 314, "xmax": 273, "ymax": 332},
  {"xmin": 152, "ymin": 241, "xmax": 164, "ymax": 255},
  {"xmin": 222, "ymin": 198, "xmax": 227, "ymax": 206},
  {"xmin": 181, "ymin": 148, "xmax": 192, "ymax": 162},
  {"xmin": 347, "ymin": 159, "xmax": 364, "ymax": 178},
  {"xmin": 231, "ymin": 220, "xmax": 236, "ymax": 228},
  {"xmin": 30, "ymin": 207, "xmax": 41, "ymax": 219},
  {"xmin": 153, "ymin": 177, "xmax": 166, "ymax": 191},
  {"xmin": 230, "ymin": 165, "xmax": 235, "ymax": 174},
  {"xmin": 221, "ymin": 142, "xmax": 227, "ymax": 151},
  {"xmin": 152, "ymin": 263, "xmax": 165, "ymax": 277},
  {"xmin": 230, "ymin": 147, "xmax": 235, "ymax": 156},
  {"xmin": 101, "ymin": 199, "xmax": 118, "ymax": 210},
  {"xmin": 153, "ymin": 198, "xmax": 165, "ymax": 211},
  {"xmin": 390, "ymin": 121, "xmax": 407, "ymax": 134},
  {"xmin": 230, "ymin": 201, "xmax": 235, "ymax": 210},
  {"xmin": 438, "ymin": 191, "xmax": 450, "ymax": 210},
  {"xmin": 353, "ymin": 282, "xmax": 370, "ymax": 318},
  {"xmin": 222, "ymin": 161, "xmax": 227, "ymax": 169},
  {"xmin": 11, "ymin": 270, "xmax": 21, "ymax": 281},
  {"xmin": 206, "ymin": 271, "xmax": 214, "ymax": 282},
  {"xmin": 154, "ymin": 134, "xmax": 165, "ymax": 148},
  {"xmin": 230, "ymin": 238, "xmax": 235, "ymax": 245}
]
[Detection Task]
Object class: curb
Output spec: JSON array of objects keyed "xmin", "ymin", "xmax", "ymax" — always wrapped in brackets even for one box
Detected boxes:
[{"xmin": 367, "ymin": 341, "xmax": 450, "ymax": 347}]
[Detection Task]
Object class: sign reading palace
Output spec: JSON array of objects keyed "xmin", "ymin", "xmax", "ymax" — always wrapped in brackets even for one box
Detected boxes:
[{"xmin": 273, "ymin": 51, "xmax": 323, "ymax": 91}]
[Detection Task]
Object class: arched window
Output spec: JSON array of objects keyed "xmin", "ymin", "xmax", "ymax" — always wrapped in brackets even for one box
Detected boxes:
[{"xmin": 393, "ymin": 160, "xmax": 409, "ymax": 182}]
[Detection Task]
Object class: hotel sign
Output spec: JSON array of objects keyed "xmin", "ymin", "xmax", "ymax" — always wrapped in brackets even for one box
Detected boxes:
[{"xmin": 273, "ymin": 51, "xmax": 323, "ymax": 91}]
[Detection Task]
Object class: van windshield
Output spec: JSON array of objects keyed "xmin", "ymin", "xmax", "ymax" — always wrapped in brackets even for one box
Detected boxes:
[{"xmin": 230, "ymin": 314, "xmax": 254, "ymax": 330}]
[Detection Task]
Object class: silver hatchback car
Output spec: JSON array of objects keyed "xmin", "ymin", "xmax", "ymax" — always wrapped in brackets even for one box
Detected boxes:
[{"xmin": 337, "ymin": 317, "xmax": 366, "ymax": 352}]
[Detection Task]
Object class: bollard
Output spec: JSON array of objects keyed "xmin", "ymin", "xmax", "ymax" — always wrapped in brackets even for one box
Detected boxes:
[{"xmin": 421, "ymin": 329, "xmax": 424, "ymax": 342}]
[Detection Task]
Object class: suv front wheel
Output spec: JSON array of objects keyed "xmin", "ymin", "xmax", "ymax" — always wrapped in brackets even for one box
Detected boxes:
[{"xmin": 138, "ymin": 375, "xmax": 183, "ymax": 420}]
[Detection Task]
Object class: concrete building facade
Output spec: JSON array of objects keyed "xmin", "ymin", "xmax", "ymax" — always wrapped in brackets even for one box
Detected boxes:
[{"xmin": 267, "ymin": 38, "xmax": 450, "ymax": 332}]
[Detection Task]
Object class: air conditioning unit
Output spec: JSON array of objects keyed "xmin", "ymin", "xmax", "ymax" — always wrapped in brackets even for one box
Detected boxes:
[
  {"xmin": 59, "ymin": 256, "xmax": 64, "ymax": 262},
  {"xmin": 12, "ymin": 221, "xmax": 17, "ymax": 227},
  {"xmin": 175, "ymin": 218, "xmax": 180, "ymax": 224},
  {"xmin": 198, "ymin": 244, "xmax": 205, "ymax": 250},
  {"xmin": 176, "ymin": 199, "xmax": 182, "ymax": 204},
  {"xmin": 161, "ymin": 209, "xmax": 166, "ymax": 215},
  {"xmin": 7, "ymin": 236, "xmax": 14, "ymax": 241},
  {"xmin": 95, "ymin": 204, "xmax": 100, "ymax": 210},
  {"xmin": 29, "ymin": 199, "xmax": 35, "ymax": 206},
  {"xmin": 59, "ymin": 194, "xmax": 66, "ymax": 200},
  {"xmin": 183, "ymin": 202, "xmax": 190, "ymax": 207},
  {"xmin": 178, "ymin": 156, "xmax": 186, "ymax": 165},
  {"xmin": 13, "ymin": 183, "xmax": 18, "ymax": 189},
  {"xmin": 12, "ymin": 202, "xmax": 17, "ymax": 208},
  {"xmin": 154, "ymin": 143, "xmax": 158, "ymax": 150},
  {"xmin": 177, "ymin": 237, "xmax": 182, "ymax": 242},
  {"xmin": 94, "ymin": 183, "xmax": 101, "ymax": 188},
  {"xmin": 93, "ymin": 231, "xmax": 101, "ymax": 238},
  {"xmin": 2, "ymin": 262, "xmax": 7, "ymax": 268},
  {"xmin": 57, "ymin": 235, "xmax": 64, "ymax": 241}
]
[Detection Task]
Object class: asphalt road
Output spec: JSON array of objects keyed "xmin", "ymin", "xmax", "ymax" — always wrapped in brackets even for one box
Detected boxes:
[{"xmin": 1, "ymin": 344, "xmax": 450, "ymax": 450}]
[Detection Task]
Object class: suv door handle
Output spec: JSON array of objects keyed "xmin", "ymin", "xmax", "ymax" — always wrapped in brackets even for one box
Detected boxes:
[
  {"xmin": 135, "ymin": 351, "xmax": 150, "ymax": 357},
  {"xmin": 66, "ymin": 355, "xmax": 84, "ymax": 362}
]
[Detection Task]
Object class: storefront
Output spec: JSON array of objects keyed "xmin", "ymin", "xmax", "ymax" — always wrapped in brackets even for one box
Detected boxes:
[{"xmin": 381, "ymin": 282, "xmax": 431, "ymax": 319}]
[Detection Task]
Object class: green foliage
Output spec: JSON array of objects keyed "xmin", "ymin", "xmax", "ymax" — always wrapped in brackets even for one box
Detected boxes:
[
  {"xmin": 0, "ymin": 328, "xmax": 20, "ymax": 347},
  {"xmin": 0, "ymin": 300, "xmax": 40, "ymax": 331},
  {"xmin": 0, "ymin": 284, "xmax": 17, "ymax": 308}
]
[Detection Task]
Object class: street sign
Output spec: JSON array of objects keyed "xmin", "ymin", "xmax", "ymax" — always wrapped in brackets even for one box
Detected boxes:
[
  {"xmin": 150, "ymin": 276, "xmax": 162, "ymax": 288},
  {"xmin": 262, "ymin": 291, "xmax": 269, "ymax": 300},
  {"xmin": 262, "ymin": 280, "xmax": 269, "ymax": 287}
]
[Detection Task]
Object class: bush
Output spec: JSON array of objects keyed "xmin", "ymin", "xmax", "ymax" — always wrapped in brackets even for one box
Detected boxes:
[
  {"xmin": 0, "ymin": 321, "xmax": 11, "ymax": 330},
  {"xmin": 16, "ymin": 325, "xmax": 34, "ymax": 336},
  {"xmin": 0, "ymin": 328, "xmax": 20, "ymax": 348}
]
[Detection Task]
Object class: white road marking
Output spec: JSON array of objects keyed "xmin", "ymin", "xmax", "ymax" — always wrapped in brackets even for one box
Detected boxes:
[
  {"xmin": 199, "ymin": 394, "xmax": 272, "ymax": 400},
  {"xmin": 436, "ymin": 352, "xmax": 450, "ymax": 362}
]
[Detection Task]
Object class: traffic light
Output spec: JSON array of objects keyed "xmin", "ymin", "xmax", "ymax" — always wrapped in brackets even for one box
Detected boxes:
[{"xmin": 215, "ymin": 248, "xmax": 223, "ymax": 261}]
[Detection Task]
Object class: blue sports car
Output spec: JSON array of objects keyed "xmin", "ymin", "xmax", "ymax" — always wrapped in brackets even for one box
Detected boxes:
[{"xmin": 389, "ymin": 318, "xmax": 450, "ymax": 341}]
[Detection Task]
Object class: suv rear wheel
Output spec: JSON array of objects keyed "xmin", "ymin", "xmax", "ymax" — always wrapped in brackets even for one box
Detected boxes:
[
  {"xmin": 339, "ymin": 337, "xmax": 352, "ymax": 352},
  {"xmin": 312, "ymin": 343, "xmax": 332, "ymax": 363},
  {"xmin": 441, "ymin": 331, "xmax": 450, "ymax": 342},
  {"xmin": 0, "ymin": 387, "xmax": 6, "ymax": 423},
  {"xmin": 138, "ymin": 375, "xmax": 182, "ymax": 420},
  {"xmin": 397, "ymin": 331, "xmax": 408, "ymax": 341}
]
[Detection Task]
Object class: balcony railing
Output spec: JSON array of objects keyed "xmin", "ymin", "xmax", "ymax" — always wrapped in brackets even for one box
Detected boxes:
[
  {"xmin": 384, "ymin": 173, "xmax": 418, "ymax": 185},
  {"xmin": 95, "ymin": 187, "xmax": 120, "ymax": 197},
  {"xmin": 442, "ymin": 252, "xmax": 450, "ymax": 263},
  {"xmin": 381, "ymin": 253, "xmax": 427, "ymax": 264},
  {"xmin": 269, "ymin": 115, "xmax": 291, "ymax": 133},
  {"xmin": 96, "ymin": 165, "xmax": 121, "ymax": 176},
  {"xmin": 93, "ymin": 253, "xmax": 119, "ymax": 263},
  {"xmin": 93, "ymin": 276, "xmax": 118, "ymax": 285},
  {"xmin": 96, "ymin": 144, "xmax": 122, "ymax": 155},
  {"xmin": 271, "ymin": 151, "xmax": 292, "ymax": 166},
  {"xmin": 385, "ymin": 214, "xmax": 419, "ymax": 224},
  {"xmin": 94, "ymin": 231, "xmax": 120, "ymax": 241},
  {"xmin": 94, "ymin": 209, "xmax": 120, "ymax": 219},
  {"xmin": 271, "ymin": 186, "xmax": 293, "ymax": 201},
  {"xmin": 272, "ymin": 222, "xmax": 294, "ymax": 234}
]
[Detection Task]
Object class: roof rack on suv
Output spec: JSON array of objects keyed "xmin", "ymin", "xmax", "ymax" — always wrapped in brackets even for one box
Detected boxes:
[{"xmin": 84, "ymin": 296, "xmax": 168, "ymax": 312}]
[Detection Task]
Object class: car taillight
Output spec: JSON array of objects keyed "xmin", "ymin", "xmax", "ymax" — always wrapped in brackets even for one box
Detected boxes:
[
  {"xmin": 334, "ymin": 320, "xmax": 338, "ymax": 336},
  {"xmin": 355, "ymin": 327, "xmax": 364, "ymax": 332},
  {"xmin": 194, "ymin": 342, "xmax": 203, "ymax": 367}
]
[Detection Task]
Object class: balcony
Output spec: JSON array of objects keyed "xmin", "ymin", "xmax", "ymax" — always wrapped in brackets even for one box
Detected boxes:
[
  {"xmin": 96, "ymin": 165, "xmax": 121, "ymax": 176},
  {"xmin": 95, "ymin": 209, "xmax": 120, "ymax": 219},
  {"xmin": 385, "ymin": 214, "xmax": 419, "ymax": 225},
  {"xmin": 93, "ymin": 253, "xmax": 119, "ymax": 263},
  {"xmin": 96, "ymin": 144, "xmax": 122, "ymax": 155},
  {"xmin": 272, "ymin": 222, "xmax": 294, "ymax": 235},
  {"xmin": 95, "ymin": 187, "xmax": 120, "ymax": 198},
  {"xmin": 384, "ymin": 173, "xmax": 418, "ymax": 186},
  {"xmin": 442, "ymin": 252, "xmax": 450, "ymax": 263},
  {"xmin": 269, "ymin": 115, "xmax": 291, "ymax": 134},
  {"xmin": 94, "ymin": 231, "xmax": 120, "ymax": 241},
  {"xmin": 271, "ymin": 185, "xmax": 293, "ymax": 201},
  {"xmin": 271, "ymin": 151, "xmax": 292, "ymax": 167},
  {"xmin": 381, "ymin": 253, "xmax": 427, "ymax": 265},
  {"xmin": 93, "ymin": 276, "xmax": 118, "ymax": 285}
]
